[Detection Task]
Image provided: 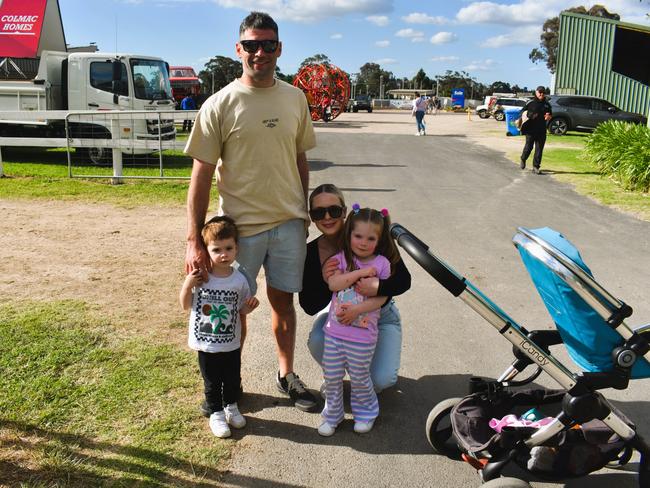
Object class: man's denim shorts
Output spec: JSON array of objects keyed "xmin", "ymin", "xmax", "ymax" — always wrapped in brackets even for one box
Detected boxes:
[{"xmin": 235, "ymin": 219, "xmax": 307, "ymax": 295}]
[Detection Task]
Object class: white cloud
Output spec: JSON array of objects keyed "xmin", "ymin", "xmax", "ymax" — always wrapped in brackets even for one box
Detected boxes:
[
  {"xmin": 431, "ymin": 55, "xmax": 459, "ymax": 62},
  {"xmin": 396, "ymin": 28, "xmax": 424, "ymax": 38},
  {"xmin": 456, "ymin": 0, "xmax": 556, "ymax": 26},
  {"xmin": 482, "ymin": 25, "xmax": 540, "ymax": 48},
  {"xmin": 430, "ymin": 32, "xmax": 457, "ymax": 44},
  {"xmin": 463, "ymin": 59, "xmax": 497, "ymax": 71},
  {"xmin": 374, "ymin": 58, "xmax": 398, "ymax": 65},
  {"xmin": 412, "ymin": 37, "xmax": 425, "ymax": 43},
  {"xmin": 330, "ymin": 33, "xmax": 343, "ymax": 39},
  {"xmin": 375, "ymin": 40, "xmax": 390, "ymax": 47},
  {"xmin": 367, "ymin": 15, "xmax": 390, "ymax": 26},
  {"xmin": 402, "ymin": 12, "xmax": 447, "ymax": 24},
  {"xmin": 214, "ymin": 0, "xmax": 392, "ymax": 23}
]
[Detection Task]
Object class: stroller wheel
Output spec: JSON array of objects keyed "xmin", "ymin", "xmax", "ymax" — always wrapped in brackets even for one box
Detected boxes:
[
  {"xmin": 425, "ymin": 397, "xmax": 462, "ymax": 458},
  {"xmin": 481, "ymin": 477, "xmax": 532, "ymax": 488},
  {"xmin": 607, "ymin": 445, "xmax": 634, "ymax": 468}
]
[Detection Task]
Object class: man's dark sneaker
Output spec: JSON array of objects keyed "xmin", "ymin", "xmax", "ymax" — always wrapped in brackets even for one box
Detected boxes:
[
  {"xmin": 520, "ymin": 160, "xmax": 526, "ymax": 170},
  {"xmin": 200, "ymin": 381, "xmax": 244, "ymax": 418},
  {"xmin": 276, "ymin": 371, "xmax": 318, "ymax": 412},
  {"xmin": 533, "ymin": 167, "xmax": 541, "ymax": 174}
]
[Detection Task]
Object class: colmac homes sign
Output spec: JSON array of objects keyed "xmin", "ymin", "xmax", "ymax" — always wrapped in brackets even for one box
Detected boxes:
[{"xmin": 0, "ymin": 0, "xmax": 48, "ymax": 58}]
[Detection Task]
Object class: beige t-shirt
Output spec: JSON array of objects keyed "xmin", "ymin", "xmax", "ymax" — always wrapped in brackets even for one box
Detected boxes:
[{"xmin": 184, "ymin": 78, "xmax": 316, "ymax": 237}]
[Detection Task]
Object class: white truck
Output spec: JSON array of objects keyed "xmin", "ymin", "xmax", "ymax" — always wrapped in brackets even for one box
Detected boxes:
[{"xmin": 0, "ymin": 50, "xmax": 176, "ymax": 163}]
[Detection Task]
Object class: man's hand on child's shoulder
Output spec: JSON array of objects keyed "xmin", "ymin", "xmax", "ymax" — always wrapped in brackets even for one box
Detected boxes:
[{"xmin": 241, "ymin": 296, "xmax": 260, "ymax": 315}]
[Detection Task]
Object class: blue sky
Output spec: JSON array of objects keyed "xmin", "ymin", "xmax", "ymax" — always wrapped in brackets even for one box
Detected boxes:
[{"xmin": 59, "ymin": 0, "xmax": 650, "ymax": 91}]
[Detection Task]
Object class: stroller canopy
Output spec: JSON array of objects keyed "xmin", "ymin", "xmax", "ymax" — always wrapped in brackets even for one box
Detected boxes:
[{"xmin": 515, "ymin": 227, "xmax": 650, "ymax": 379}]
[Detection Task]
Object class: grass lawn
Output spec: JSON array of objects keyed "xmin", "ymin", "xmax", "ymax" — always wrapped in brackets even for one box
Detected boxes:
[
  {"xmin": 0, "ymin": 147, "xmax": 193, "ymax": 208},
  {"xmin": 508, "ymin": 132, "xmax": 650, "ymax": 222},
  {"xmin": 0, "ymin": 301, "xmax": 227, "ymax": 486}
]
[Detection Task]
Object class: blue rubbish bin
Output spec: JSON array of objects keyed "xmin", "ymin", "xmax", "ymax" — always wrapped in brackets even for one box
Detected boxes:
[{"xmin": 505, "ymin": 108, "xmax": 522, "ymax": 136}]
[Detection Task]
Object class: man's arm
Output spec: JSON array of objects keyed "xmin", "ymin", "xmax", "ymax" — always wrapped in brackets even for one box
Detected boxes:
[
  {"xmin": 297, "ymin": 151, "xmax": 309, "ymax": 203},
  {"xmin": 185, "ymin": 159, "xmax": 216, "ymax": 278}
]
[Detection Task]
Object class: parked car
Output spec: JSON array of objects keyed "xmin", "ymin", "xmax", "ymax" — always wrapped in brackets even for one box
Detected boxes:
[
  {"xmin": 546, "ymin": 95, "xmax": 647, "ymax": 135},
  {"xmin": 491, "ymin": 98, "xmax": 528, "ymax": 121},
  {"xmin": 347, "ymin": 95, "xmax": 373, "ymax": 113},
  {"xmin": 476, "ymin": 97, "xmax": 527, "ymax": 120}
]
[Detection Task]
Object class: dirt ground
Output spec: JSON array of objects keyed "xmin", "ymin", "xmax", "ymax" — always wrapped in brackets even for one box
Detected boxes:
[{"xmin": 0, "ymin": 111, "xmax": 519, "ymax": 333}]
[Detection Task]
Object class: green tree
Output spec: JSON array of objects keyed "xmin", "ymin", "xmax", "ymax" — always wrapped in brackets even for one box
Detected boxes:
[
  {"xmin": 412, "ymin": 68, "xmax": 432, "ymax": 91},
  {"xmin": 488, "ymin": 81, "xmax": 512, "ymax": 94},
  {"xmin": 299, "ymin": 54, "xmax": 332, "ymax": 68},
  {"xmin": 356, "ymin": 62, "xmax": 397, "ymax": 96},
  {"xmin": 529, "ymin": 5, "xmax": 620, "ymax": 74},
  {"xmin": 198, "ymin": 56, "xmax": 242, "ymax": 94}
]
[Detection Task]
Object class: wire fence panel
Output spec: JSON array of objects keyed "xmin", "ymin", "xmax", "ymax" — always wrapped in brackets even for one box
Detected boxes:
[{"xmin": 64, "ymin": 110, "xmax": 196, "ymax": 180}]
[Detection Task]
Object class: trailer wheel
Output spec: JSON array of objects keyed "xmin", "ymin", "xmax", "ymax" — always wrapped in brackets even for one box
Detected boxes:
[
  {"xmin": 426, "ymin": 397, "xmax": 462, "ymax": 458},
  {"xmin": 75, "ymin": 147, "xmax": 111, "ymax": 166},
  {"xmin": 481, "ymin": 477, "xmax": 532, "ymax": 487}
]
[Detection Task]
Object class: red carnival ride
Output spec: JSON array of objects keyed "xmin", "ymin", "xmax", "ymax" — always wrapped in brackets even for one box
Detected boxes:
[{"xmin": 292, "ymin": 63, "xmax": 350, "ymax": 122}]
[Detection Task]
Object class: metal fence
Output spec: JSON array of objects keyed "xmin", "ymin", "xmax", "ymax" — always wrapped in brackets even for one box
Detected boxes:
[{"xmin": 0, "ymin": 109, "xmax": 197, "ymax": 181}]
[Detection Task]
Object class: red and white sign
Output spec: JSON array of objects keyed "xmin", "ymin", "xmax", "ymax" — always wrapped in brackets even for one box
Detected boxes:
[{"xmin": 0, "ymin": 0, "xmax": 48, "ymax": 58}]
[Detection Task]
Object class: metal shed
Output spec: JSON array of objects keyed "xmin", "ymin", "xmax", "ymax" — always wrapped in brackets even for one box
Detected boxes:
[{"xmin": 555, "ymin": 12, "xmax": 650, "ymax": 120}]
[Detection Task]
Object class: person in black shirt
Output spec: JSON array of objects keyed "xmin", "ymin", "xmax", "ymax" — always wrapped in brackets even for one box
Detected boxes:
[
  {"xmin": 299, "ymin": 184, "xmax": 411, "ymax": 392},
  {"xmin": 520, "ymin": 86, "xmax": 552, "ymax": 174}
]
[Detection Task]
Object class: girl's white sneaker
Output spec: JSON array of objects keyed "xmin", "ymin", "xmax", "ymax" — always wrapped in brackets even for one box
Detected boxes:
[
  {"xmin": 318, "ymin": 421, "xmax": 337, "ymax": 437},
  {"xmin": 354, "ymin": 419, "xmax": 375, "ymax": 434}
]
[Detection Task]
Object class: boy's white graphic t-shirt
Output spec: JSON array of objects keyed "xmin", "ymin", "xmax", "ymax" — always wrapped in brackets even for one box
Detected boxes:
[{"xmin": 188, "ymin": 270, "xmax": 251, "ymax": 353}]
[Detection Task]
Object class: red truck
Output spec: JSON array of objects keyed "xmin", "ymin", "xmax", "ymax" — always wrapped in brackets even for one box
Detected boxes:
[{"xmin": 169, "ymin": 66, "xmax": 200, "ymax": 104}]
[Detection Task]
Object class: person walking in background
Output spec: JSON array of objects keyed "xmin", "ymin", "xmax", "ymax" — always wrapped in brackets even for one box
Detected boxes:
[
  {"xmin": 180, "ymin": 93, "xmax": 197, "ymax": 132},
  {"xmin": 520, "ymin": 86, "xmax": 552, "ymax": 174},
  {"xmin": 317, "ymin": 206, "xmax": 397, "ymax": 436},
  {"xmin": 184, "ymin": 11, "xmax": 319, "ymax": 413},
  {"xmin": 180, "ymin": 216, "xmax": 259, "ymax": 438},
  {"xmin": 412, "ymin": 92, "xmax": 427, "ymax": 136}
]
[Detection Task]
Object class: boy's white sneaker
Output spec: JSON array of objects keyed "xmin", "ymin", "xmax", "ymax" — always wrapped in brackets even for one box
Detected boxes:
[
  {"xmin": 224, "ymin": 403, "xmax": 246, "ymax": 429},
  {"xmin": 210, "ymin": 411, "xmax": 231, "ymax": 438},
  {"xmin": 354, "ymin": 419, "xmax": 375, "ymax": 434},
  {"xmin": 318, "ymin": 421, "xmax": 338, "ymax": 437},
  {"xmin": 414, "ymin": 132, "xmax": 421, "ymax": 136}
]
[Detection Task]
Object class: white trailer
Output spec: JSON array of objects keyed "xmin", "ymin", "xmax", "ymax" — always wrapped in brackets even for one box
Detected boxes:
[{"xmin": 0, "ymin": 50, "xmax": 176, "ymax": 164}]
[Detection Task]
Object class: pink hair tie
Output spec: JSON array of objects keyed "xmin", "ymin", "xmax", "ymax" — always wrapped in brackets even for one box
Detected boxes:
[{"xmin": 380, "ymin": 208, "xmax": 389, "ymax": 217}]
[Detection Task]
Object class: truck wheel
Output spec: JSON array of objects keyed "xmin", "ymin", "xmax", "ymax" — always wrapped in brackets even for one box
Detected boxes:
[
  {"xmin": 494, "ymin": 111, "xmax": 505, "ymax": 121},
  {"xmin": 548, "ymin": 117, "xmax": 568, "ymax": 135},
  {"xmin": 353, "ymin": 107, "xmax": 358, "ymax": 113},
  {"xmin": 75, "ymin": 147, "xmax": 111, "ymax": 166},
  {"xmin": 478, "ymin": 109, "xmax": 489, "ymax": 119}
]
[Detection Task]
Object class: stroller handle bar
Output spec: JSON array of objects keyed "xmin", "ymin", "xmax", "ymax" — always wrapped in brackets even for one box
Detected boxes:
[{"xmin": 390, "ymin": 224, "xmax": 467, "ymax": 297}]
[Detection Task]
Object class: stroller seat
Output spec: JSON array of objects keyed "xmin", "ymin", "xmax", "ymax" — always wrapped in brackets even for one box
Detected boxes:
[{"xmin": 514, "ymin": 227, "xmax": 650, "ymax": 379}]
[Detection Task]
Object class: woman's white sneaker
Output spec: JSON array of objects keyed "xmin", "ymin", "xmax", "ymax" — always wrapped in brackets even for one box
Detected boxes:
[
  {"xmin": 209, "ymin": 411, "xmax": 231, "ymax": 438},
  {"xmin": 224, "ymin": 403, "xmax": 246, "ymax": 429}
]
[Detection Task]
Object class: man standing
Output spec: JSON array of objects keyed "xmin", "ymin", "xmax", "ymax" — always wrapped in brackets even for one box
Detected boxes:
[
  {"xmin": 184, "ymin": 11, "xmax": 318, "ymax": 412},
  {"xmin": 520, "ymin": 86, "xmax": 552, "ymax": 174},
  {"xmin": 180, "ymin": 94, "xmax": 196, "ymax": 132}
]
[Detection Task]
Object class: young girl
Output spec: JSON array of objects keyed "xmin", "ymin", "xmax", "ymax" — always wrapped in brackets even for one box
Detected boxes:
[{"xmin": 318, "ymin": 205, "xmax": 400, "ymax": 436}]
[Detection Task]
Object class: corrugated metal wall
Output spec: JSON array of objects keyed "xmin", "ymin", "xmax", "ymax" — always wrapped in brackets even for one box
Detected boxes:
[{"xmin": 555, "ymin": 12, "xmax": 650, "ymax": 118}]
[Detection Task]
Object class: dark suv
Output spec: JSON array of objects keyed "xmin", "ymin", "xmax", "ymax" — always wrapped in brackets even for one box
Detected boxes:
[
  {"xmin": 347, "ymin": 95, "xmax": 373, "ymax": 113},
  {"xmin": 547, "ymin": 95, "xmax": 646, "ymax": 135}
]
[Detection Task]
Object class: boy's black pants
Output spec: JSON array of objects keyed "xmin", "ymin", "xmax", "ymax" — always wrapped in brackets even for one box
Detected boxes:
[{"xmin": 198, "ymin": 348, "xmax": 241, "ymax": 414}]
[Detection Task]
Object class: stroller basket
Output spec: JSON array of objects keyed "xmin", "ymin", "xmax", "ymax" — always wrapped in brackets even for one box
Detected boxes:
[{"xmin": 390, "ymin": 223, "xmax": 650, "ymax": 486}]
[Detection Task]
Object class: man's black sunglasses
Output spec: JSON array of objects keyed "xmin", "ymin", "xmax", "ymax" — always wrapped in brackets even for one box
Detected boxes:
[
  {"xmin": 240, "ymin": 40, "xmax": 279, "ymax": 54},
  {"xmin": 309, "ymin": 205, "xmax": 345, "ymax": 221}
]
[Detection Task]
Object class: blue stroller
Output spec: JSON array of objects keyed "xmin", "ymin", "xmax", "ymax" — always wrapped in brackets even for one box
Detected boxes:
[{"xmin": 390, "ymin": 224, "xmax": 650, "ymax": 487}]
